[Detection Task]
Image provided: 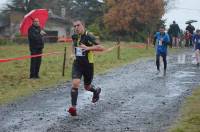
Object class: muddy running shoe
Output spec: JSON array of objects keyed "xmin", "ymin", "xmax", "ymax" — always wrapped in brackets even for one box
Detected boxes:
[
  {"xmin": 164, "ymin": 70, "xmax": 166, "ymax": 76},
  {"xmin": 92, "ymin": 88, "xmax": 101, "ymax": 103},
  {"xmin": 156, "ymin": 70, "xmax": 160, "ymax": 75},
  {"xmin": 68, "ymin": 107, "xmax": 77, "ymax": 116}
]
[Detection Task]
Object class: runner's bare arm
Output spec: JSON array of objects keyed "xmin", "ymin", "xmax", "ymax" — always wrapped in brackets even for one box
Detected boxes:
[
  {"xmin": 70, "ymin": 43, "xmax": 75, "ymax": 59},
  {"xmin": 80, "ymin": 44, "xmax": 104, "ymax": 51}
]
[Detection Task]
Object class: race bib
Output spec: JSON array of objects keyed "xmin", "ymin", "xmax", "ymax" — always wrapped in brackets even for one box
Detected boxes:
[
  {"xmin": 159, "ymin": 40, "xmax": 162, "ymax": 46},
  {"xmin": 75, "ymin": 47, "xmax": 85, "ymax": 56}
]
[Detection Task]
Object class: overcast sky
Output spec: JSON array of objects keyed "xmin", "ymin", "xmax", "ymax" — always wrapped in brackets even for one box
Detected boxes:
[
  {"xmin": 0, "ymin": 0, "xmax": 199, "ymax": 30},
  {"xmin": 0, "ymin": 0, "xmax": 9, "ymax": 8},
  {"xmin": 163, "ymin": 0, "xmax": 200, "ymax": 30}
]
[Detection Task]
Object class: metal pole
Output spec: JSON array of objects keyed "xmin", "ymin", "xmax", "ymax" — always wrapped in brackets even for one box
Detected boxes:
[
  {"xmin": 146, "ymin": 32, "xmax": 150, "ymax": 50},
  {"xmin": 117, "ymin": 38, "xmax": 120, "ymax": 60},
  {"xmin": 62, "ymin": 46, "xmax": 67, "ymax": 76}
]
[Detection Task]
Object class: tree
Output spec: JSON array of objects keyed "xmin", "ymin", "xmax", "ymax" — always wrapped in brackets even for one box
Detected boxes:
[
  {"xmin": 103, "ymin": 0, "xmax": 166, "ymax": 41},
  {"xmin": 6, "ymin": 0, "xmax": 104, "ymax": 25},
  {"xmin": 6, "ymin": 0, "xmax": 49, "ymax": 13},
  {"xmin": 69, "ymin": 0, "xmax": 104, "ymax": 25}
]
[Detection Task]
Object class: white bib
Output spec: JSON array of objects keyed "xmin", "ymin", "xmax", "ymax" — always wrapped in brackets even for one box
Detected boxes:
[
  {"xmin": 159, "ymin": 40, "xmax": 162, "ymax": 46},
  {"xmin": 75, "ymin": 47, "xmax": 85, "ymax": 56}
]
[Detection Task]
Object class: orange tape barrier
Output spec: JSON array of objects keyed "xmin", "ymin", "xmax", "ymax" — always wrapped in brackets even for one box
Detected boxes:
[
  {"xmin": 0, "ymin": 44, "xmax": 149, "ymax": 63},
  {"xmin": 94, "ymin": 44, "xmax": 120, "ymax": 55},
  {"xmin": 94, "ymin": 43, "xmax": 148, "ymax": 55},
  {"xmin": 0, "ymin": 51, "xmax": 63, "ymax": 63},
  {"xmin": 121, "ymin": 44, "xmax": 146, "ymax": 49}
]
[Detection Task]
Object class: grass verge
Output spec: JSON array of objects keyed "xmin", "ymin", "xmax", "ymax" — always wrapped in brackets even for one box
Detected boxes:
[{"xmin": 170, "ymin": 87, "xmax": 200, "ymax": 132}]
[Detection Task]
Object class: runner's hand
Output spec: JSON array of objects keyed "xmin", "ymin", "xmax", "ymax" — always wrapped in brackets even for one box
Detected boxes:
[
  {"xmin": 70, "ymin": 54, "xmax": 75, "ymax": 60},
  {"xmin": 40, "ymin": 30, "xmax": 46, "ymax": 35},
  {"xmin": 80, "ymin": 44, "xmax": 89, "ymax": 51}
]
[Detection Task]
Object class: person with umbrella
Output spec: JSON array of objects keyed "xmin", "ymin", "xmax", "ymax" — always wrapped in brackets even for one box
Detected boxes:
[
  {"xmin": 20, "ymin": 9, "xmax": 48, "ymax": 79},
  {"xmin": 186, "ymin": 22, "xmax": 195, "ymax": 47},
  {"xmin": 28, "ymin": 18, "xmax": 46, "ymax": 79}
]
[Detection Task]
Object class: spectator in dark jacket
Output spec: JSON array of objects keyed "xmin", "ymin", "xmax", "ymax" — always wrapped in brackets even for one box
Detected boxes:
[
  {"xmin": 28, "ymin": 18, "xmax": 46, "ymax": 79},
  {"xmin": 167, "ymin": 27, "xmax": 173, "ymax": 48},
  {"xmin": 169, "ymin": 21, "xmax": 180, "ymax": 48}
]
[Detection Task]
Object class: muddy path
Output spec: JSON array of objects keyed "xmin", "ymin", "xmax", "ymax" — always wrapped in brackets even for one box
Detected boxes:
[{"xmin": 1, "ymin": 49, "xmax": 200, "ymax": 132}]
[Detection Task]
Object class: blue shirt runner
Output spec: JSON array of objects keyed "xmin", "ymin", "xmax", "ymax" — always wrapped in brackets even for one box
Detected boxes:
[{"xmin": 154, "ymin": 32, "xmax": 170, "ymax": 55}]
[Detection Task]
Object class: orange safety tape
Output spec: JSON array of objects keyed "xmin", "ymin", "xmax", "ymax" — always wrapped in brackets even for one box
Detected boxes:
[
  {"xmin": 121, "ymin": 44, "xmax": 146, "ymax": 49},
  {"xmin": 94, "ymin": 44, "xmax": 120, "ymax": 55},
  {"xmin": 0, "ymin": 51, "xmax": 63, "ymax": 63}
]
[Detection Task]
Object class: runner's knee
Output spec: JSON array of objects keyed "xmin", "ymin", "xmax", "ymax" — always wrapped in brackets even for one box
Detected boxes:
[{"xmin": 72, "ymin": 79, "xmax": 81, "ymax": 88}]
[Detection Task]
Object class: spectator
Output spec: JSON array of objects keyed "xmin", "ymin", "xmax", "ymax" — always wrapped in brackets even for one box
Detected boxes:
[
  {"xmin": 28, "ymin": 18, "xmax": 46, "ymax": 79},
  {"xmin": 184, "ymin": 30, "xmax": 192, "ymax": 47},
  {"xmin": 186, "ymin": 23, "xmax": 195, "ymax": 47},
  {"xmin": 169, "ymin": 21, "xmax": 181, "ymax": 48}
]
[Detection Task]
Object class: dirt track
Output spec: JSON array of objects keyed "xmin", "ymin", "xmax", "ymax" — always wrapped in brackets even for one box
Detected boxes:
[{"xmin": 1, "ymin": 49, "xmax": 200, "ymax": 132}]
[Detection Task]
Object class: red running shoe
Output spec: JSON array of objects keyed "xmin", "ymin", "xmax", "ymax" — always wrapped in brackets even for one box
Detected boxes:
[{"xmin": 68, "ymin": 107, "xmax": 77, "ymax": 116}]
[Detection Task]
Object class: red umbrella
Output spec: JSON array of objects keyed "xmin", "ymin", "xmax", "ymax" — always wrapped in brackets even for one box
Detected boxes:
[{"xmin": 20, "ymin": 9, "xmax": 48, "ymax": 36}]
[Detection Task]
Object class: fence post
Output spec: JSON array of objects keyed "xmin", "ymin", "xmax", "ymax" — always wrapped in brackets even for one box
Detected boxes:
[
  {"xmin": 117, "ymin": 38, "xmax": 120, "ymax": 60},
  {"xmin": 146, "ymin": 32, "xmax": 150, "ymax": 50},
  {"xmin": 62, "ymin": 46, "xmax": 67, "ymax": 76}
]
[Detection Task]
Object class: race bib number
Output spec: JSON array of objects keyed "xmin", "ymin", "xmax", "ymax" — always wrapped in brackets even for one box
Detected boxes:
[
  {"xmin": 75, "ymin": 47, "xmax": 85, "ymax": 56},
  {"xmin": 159, "ymin": 40, "xmax": 162, "ymax": 46}
]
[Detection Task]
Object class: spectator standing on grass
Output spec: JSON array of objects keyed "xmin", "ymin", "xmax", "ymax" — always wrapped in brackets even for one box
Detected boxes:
[
  {"xmin": 28, "ymin": 18, "xmax": 46, "ymax": 79},
  {"xmin": 68, "ymin": 20, "xmax": 104, "ymax": 116}
]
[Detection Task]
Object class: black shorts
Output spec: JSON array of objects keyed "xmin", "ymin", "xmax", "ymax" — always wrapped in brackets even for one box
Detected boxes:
[{"xmin": 72, "ymin": 60, "xmax": 94, "ymax": 85}]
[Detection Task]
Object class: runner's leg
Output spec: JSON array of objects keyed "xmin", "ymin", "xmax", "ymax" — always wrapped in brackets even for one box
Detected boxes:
[
  {"xmin": 162, "ymin": 53, "xmax": 167, "ymax": 76},
  {"xmin": 83, "ymin": 64, "xmax": 101, "ymax": 103},
  {"xmin": 156, "ymin": 54, "xmax": 160, "ymax": 71},
  {"xmin": 195, "ymin": 49, "xmax": 200, "ymax": 66},
  {"xmin": 68, "ymin": 61, "xmax": 82, "ymax": 116}
]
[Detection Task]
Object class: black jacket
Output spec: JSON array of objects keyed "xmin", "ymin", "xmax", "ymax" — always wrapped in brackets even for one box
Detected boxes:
[
  {"xmin": 28, "ymin": 25, "xmax": 44, "ymax": 49},
  {"xmin": 186, "ymin": 25, "xmax": 195, "ymax": 34},
  {"xmin": 169, "ymin": 23, "xmax": 180, "ymax": 36}
]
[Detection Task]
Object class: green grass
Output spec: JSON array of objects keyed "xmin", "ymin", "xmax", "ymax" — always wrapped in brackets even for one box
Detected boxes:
[
  {"xmin": 170, "ymin": 88, "xmax": 200, "ymax": 132},
  {"xmin": 0, "ymin": 42, "xmax": 155, "ymax": 104}
]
